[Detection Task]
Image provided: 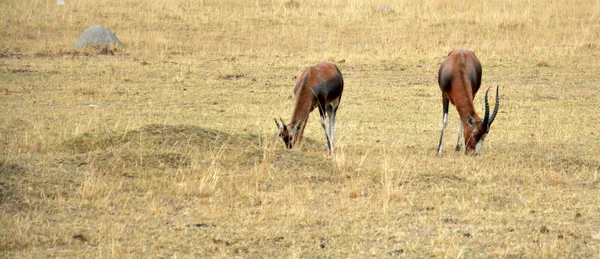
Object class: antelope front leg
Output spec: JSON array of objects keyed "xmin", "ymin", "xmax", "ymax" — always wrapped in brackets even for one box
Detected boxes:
[
  {"xmin": 455, "ymin": 120, "xmax": 463, "ymax": 152},
  {"xmin": 318, "ymin": 106, "xmax": 332, "ymax": 154},
  {"xmin": 327, "ymin": 98, "xmax": 340, "ymax": 155},
  {"xmin": 328, "ymin": 111, "xmax": 336, "ymax": 154}
]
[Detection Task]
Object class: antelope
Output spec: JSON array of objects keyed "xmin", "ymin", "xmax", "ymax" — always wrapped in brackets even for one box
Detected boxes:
[
  {"xmin": 274, "ymin": 62, "xmax": 344, "ymax": 154},
  {"xmin": 437, "ymin": 50, "xmax": 499, "ymax": 156}
]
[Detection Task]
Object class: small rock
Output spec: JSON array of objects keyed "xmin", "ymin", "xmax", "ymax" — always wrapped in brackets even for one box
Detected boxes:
[
  {"xmin": 376, "ymin": 6, "xmax": 394, "ymax": 13},
  {"xmin": 74, "ymin": 25, "xmax": 124, "ymax": 50}
]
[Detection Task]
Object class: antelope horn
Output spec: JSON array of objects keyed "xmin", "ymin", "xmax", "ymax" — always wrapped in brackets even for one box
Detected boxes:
[
  {"xmin": 482, "ymin": 87, "xmax": 491, "ymax": 130},
  {"xmin": 279, "ymin": 117, "xmax": 287, "ymax": 129},
  {"xmin": 488, "ymin": 86, "xmax": 500, "ymax": 127},
  {"xmin": 274, "ymin": 117, "xmax": 281, "ymax": 129}
]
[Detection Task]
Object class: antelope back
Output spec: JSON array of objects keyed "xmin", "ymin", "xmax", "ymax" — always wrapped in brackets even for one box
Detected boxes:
[{"xmin": 295, "ymin": 62, "xmax": 344, "ymax": 105}]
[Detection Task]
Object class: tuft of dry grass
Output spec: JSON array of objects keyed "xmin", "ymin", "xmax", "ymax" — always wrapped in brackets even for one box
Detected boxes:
[{"xmin": 1, "ymin": 0, "xmax": 600, "ymax": 257}]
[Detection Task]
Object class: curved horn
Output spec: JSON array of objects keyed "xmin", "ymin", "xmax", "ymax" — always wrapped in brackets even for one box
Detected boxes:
[
  {"xmin": 482, "ymin": 87, "xmax": 491, "ymax": 129},
  {"xmin": 488, "ymin": 86, "xmax": 500, "ymax": 127}
]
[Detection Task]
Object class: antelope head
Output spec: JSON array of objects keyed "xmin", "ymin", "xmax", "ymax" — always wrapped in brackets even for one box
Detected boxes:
[
  {"xmin": 274, "ymin": 118, "xmax": 302, "ymax": 149},
  {"xmin": 465, "ymin": 87, "xmax": 500, "ymax": 155}
]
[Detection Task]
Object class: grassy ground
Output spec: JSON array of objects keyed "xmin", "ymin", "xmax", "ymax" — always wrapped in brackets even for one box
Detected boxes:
[{"xmin": 1, "ymin": 0, "xmax": 600, "ymax": 257}]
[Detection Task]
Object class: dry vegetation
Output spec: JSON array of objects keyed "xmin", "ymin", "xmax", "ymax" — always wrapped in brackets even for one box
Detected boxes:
[{"xmin": 1, "ymin": 0, "xmax": 600, "ymax": 257}]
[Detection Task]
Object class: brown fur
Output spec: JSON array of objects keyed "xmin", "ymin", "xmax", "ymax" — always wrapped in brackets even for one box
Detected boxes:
[
  {"xmin": 438, "ymin": 50, "xmax": 487, "ymax": 155},
  {"xmin": 275, "ymin": 62, "xmax": 343, "ymax": 153}
]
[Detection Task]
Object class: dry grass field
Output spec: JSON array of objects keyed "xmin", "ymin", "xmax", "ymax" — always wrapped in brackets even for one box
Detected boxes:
[{"xmin": 1, "ymin": 0, "xmax": 600, "ymax": 258}]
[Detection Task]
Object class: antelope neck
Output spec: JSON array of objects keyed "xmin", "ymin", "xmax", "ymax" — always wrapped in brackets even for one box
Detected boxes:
[{"xmin": 289, "ymin": 91, "xmax": 314, "ymax": 126}]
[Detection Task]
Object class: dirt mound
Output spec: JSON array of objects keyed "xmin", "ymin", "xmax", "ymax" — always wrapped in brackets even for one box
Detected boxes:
[
  {"xmin": 62, "ymin": 124, "xmax": 235, "ymax": 154},
  {"xmin": 61, "ymin": 124, "xmax": 332, "ymax": 174},
  {"xmin": 65, "ymin": 151, "xmax": 192, "ymax": 175},
  {"xmin": 61, "ymin": 124, "xmax": 259, "ymax": 173}
]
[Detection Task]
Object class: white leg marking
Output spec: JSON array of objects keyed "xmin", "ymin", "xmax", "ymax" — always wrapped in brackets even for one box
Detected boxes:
[
  {"xmin": 327, "ymin": 98, "xmax": 340, "ymax": 154},
  {"xmin": 437, "ymin": 113, "xmax": 448, "ymax": 156},
  {"xmin": 320, "ymin": 113, "xmax": 331, "ymax": 153},
  {"xmin": 455, "ymin": 119, "xmax": 463, "ymax": 152}
]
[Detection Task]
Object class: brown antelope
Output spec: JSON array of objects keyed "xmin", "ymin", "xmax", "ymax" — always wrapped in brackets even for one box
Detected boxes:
[
  {"xmin": 274, "ymin": 62, "xmax": 344, "ymax": 154},
  {"xmin": 437, "ymin": 50, "xmax": 499, "ymax": 156}
]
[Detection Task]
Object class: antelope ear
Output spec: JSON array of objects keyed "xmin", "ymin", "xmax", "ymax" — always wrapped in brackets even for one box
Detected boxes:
[{"xmin": 467, "ymin": 114, "xmax": 476, "ymax": 127}]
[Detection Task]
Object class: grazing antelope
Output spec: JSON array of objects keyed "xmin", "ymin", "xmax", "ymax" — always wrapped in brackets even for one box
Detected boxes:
[
  {"xmin": 274, "ymin": 62, "xmax": 344, "ymax": 154},
  {"xmin": 437, "ymin": 50, "xmax": 499, "ymax": 156}
]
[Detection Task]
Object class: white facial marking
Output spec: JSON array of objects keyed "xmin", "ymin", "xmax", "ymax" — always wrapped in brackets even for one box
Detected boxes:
[{"xmin": 475, "ymin": 134, "xmax": 487, "ymax": 155}]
